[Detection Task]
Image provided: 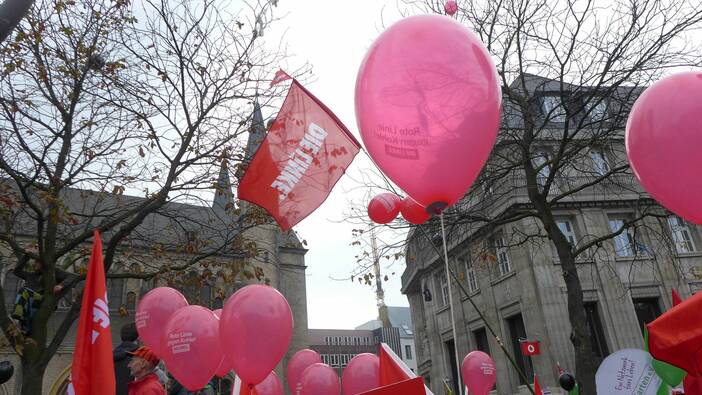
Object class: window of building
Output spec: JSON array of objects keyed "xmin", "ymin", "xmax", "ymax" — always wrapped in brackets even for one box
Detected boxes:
[
  {"xmin": 584, "ymin": 302, "xmax": 610, "ymax": 358},
  {"xmin": 633, "ymin": 298, "xmax": 662, "ymax": 336},
  {"xmin": 506, "ymin": 314, "xmax": 534, "ymax": 385},
  {"xmin": 213, "ymin": 296, "xmax": 223, "ymax": 310},
  {"xmin": 533, "ymin": 151, "xmax": 551, "ymax": 187},
  {"xmin": 589, "ymin": 149, "xmax": 610, "ymax": 176},
  {"xmin": 542, "ymin": 96, "xmax": 567, "ymax": 122},
  {"xmin": 668, "ymin": 216, "xmax": 696, "ymax": 254},
  {"xmin": 405, "ymin": 345, "xmax": 413, "ymax": 360},
  {"xmin": 557, "ymin": 219, "xmax": 578, "ymax": 248},
  {"xmin": 608, "ymin": 217, "xmax": 636, "ymax": 257},
  {"xmin": 402, "ymin": 325, "xmax": 413, "ymax": 335},
  {"xmin": 445, "ymin": 339, "xmax": 459, "ymax": 393},
  {"xmin": 322, "ymin": 354, "xmax": 330, "ymax": 364},
  {"xmin": 435, "ymin": 271, "xmax": 449, "ymax": 307},
  {"xmin": 490, "ymin": 235, "xmax": 511, "ymax": 276},
  {"xmin": 325, "ymin": 336, "xmax": 331, "ymax": 345},
  {"xmin": 586, "ymin": 99, "xmax": 608, "ymax": 122},
  {"xmin": 473, "ymin": 327, "xmax": 490, "ymax": 354},
  {"xmin": 107, "ymin": 278, "xmax": 124, "ymax": 309},
  {"xmin": 464, "ymin": 256, "xmax": 478, "ymax": 292},
  {"xmin": 126, "ymin": 291, "xmax": 136, "ymax": 310}
]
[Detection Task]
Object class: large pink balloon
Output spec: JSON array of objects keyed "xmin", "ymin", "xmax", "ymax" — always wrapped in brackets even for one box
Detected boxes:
[
  {"xmin": 135, "ymin": 287, "xmax": 188, "ymax": 356},
  {"xmin": 300, "ymin": 363, "xmax": 341, "ymax": 395},
  {"xmin": 342, "ymin": 353, "xmax": 380, "ymax": 395},
  {"xmin": 355, "ymin": 15, "xmax": 501, "ymax": 212},
  {"xmin": 287, "ymin": 349, "xmax": 323, "ymax": 394},
  {"xmin": 368, "ymin": 193, "xmax": 401, "ymax": 224},
  {"xmin": 461, "ymin": 351, "xmax": 496, "ymax": 395},
  {"xmin": 236, "ymin": 371, "xmax": 284, "ymax": 395},
  {"xmin": 161, "ymin": 306, "xmax": 221, "ymax": 391},
  {"xmin": 220, "ymin": 285, "xmax": 294, "ymax": 385},
  {"xmin": 626, "ymin": 71, "xmax": 702, "ymax": 224}
]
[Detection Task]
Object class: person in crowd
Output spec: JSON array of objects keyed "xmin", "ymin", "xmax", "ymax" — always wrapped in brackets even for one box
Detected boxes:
[
  {"xmin": 167, "ymin": 376, "xmax": 216, "ymax": 395},
  {"xmin": 11, "ymin": 258, "xmax": 75, "ymax": 334},
  {"xmin": 127, "ymin": 346, "xmax": 166, "ymax": 395},
  {"xmin": 114, "ymin": 322, "xmax": 139, "ymax": 395}
]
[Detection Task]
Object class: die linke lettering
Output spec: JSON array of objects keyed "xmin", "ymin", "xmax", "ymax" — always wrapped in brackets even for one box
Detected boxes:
[
  {"xmin": 91, "ymin": 293, "xmax": 110, "ymax": 344},
  {"xmin": 271, "ymin": 122, "xmax": 328, "ymax": 200}
]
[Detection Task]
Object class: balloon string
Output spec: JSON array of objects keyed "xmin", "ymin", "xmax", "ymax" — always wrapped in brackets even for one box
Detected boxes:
[
  {"xmin": 418, "ymin": 223, "xmax": 537, "ymax": 395},
  {"xmin": 440, "ymin": 212, "xmax": 465, "ymax": 395}
]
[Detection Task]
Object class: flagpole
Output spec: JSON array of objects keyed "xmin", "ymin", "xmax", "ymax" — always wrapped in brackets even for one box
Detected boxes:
[{"xmin": 440, "ymin": 212, "xmax": 464, "ymax": 395}]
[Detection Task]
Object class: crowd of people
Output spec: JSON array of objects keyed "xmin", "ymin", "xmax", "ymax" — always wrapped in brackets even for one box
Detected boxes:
[{"xmin": 114, "ymin": 323, "xmax": 229, "ymax": 395}]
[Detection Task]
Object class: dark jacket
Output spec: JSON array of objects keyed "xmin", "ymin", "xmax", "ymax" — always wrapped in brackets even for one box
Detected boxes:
[
  {"xmin": 114, "ymin": 341, "xmax": 139, "ymax": 395},
  {"xmin": 168, "ymin": 379, "xmax": 215, "ymax": 395}
]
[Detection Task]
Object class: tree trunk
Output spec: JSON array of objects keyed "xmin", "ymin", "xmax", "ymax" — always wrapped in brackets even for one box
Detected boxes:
[
  {"xmin": 19, "ymin": 357, "xmax": 45, "ymax": 395},
  {"xmin": 547, "ymin": 224, "xmax": 598, "ymax": 395}
]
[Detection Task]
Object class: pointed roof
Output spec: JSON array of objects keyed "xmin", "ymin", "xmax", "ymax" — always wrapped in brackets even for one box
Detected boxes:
[
  {"xmin": 245, "ymin": 99, "xmax": 267, "ymax": 161},
  {"xmin": 212, "ymin": 160, "xmax": 234, "ymax": 216}
]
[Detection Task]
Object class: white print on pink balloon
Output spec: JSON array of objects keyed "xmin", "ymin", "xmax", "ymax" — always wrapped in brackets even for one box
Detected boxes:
[
  {"xmin": 480, "ymin": 362, "xmax": 494, "ymax": 376},
  {"xmin": 91, "ymin": 293, "xmax": 110, "ymax": 344},
  {"xmin": 135, "ymin": 311, "xmax": 148, "ymax": 328},
  {"xmin": 167, "ymin": 331, "xmax": 197, "ymax": 354},
  {"xmin": 270, "ymin": 122, "xmax": 328, "ymax": 201}
]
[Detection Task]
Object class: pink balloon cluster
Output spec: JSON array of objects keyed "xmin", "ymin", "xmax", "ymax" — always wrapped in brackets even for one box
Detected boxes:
[
  {"xmin": 136, "ymin": 285, "xmax": 294, "ymax": 392},
  {"xmin": 356, "ymin": 15, "xmax": 501, "ymax": 214},
  {"xmin": 367, "ymin": 193, "xmax": 431, "ymax": 225}
]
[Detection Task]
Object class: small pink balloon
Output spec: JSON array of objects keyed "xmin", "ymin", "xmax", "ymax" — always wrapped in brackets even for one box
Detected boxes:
[
  {"xmin": 626, "ymin": 71, "xmax": 702, "ymax": 224},
  {"xmin": 220, "ymin": 285, "xmax": 294, "ymax": 385},
  {"xmin": 161, "ymin": 306, "xmax": 221, "ymax": 391},
  {"xmin": 342, "ymin": 353, "xmax": 380, "ymax": 395},
  {"xmin": 444, "ymin": 0, "xmax": 458, "ymax": 15},
  {"xmin": 135, "ymin": 287, "xmax": 188, "ymax": 356},
  {"xmin": 355, "ymin": 15, "xmax": 501, "ymax": 212},
  {"xmin": 400, "ymin": 197, "xmax": 430, "ymax": 225},
  {"xmin": 367, "ymin": 193, "xmax": 401, "ymax": 224},
  {"xmin": 287, "ymin": 349, "xmax": 323, "ymax": 394},
  {"xmin": 300, "ymin": 363, "xmax": 341, "ymax": 395},
  {"xmin": 461, "ymin": 351, "xmax": 496, "ymax": 395}
]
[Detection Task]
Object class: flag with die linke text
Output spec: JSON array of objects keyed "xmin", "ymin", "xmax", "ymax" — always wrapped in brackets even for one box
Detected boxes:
[{"xmin": 238, "ymin": 80, "xmax": 361, "ymax": 230}]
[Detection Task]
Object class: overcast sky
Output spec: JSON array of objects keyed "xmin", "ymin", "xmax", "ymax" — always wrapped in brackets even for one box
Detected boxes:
[{"xmin": 263, "ymin": 0, "xmax": 411, "ymax": 329}]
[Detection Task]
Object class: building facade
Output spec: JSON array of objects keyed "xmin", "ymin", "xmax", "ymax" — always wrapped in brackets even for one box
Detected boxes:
[
  {"xmin": 356, "ymin": 306, "xmax": 418, "ymax": 373},
  {"xmin": 308, "ymin": 327, "xmax": 402, "ymax": 377},
  {"xmin": 0, "ymin": 102, "xmax": 310, "ymax": 394},
  {"xmin": 401, "ymin": 75, "xmax": 702, "ymax": 394}
]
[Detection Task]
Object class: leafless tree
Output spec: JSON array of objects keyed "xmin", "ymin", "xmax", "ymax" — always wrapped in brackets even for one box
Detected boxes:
[
  {"xmin": 345, "ymin": 0, "xmax": 702, "ymax": 392},
  {"xmin": 0, "ymin": 0, "xmax": 301, "ymax": 392}
]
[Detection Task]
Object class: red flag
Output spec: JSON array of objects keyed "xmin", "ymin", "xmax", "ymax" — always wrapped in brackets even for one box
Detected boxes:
[
  {"xmin": 270, "ymin": 69, "xmax": 292, "ymax": 87},
  {"xmin": 648, "ymin": 291, "xmax": 702, "ymax": 377},
  {"xmin": 360, "ymin": 377, "xmax": 426, "ymax": 395},
  {"xmin": 68, "ymin": 230, "xmax": 115, "ymax": 395},
  {"xmin": 238, "ymin": 80, "xmax": 361, "ymax": 230},
  {"xmin": 533, "ymin": 375, "xmax": 543, "ymax": 395},
  {"xmin": 672, "ymin": 288, "xmax": 683, "ymax": 306},
  {"xmin": 378, "ymin": 343, "xmax": 434, "ymax": 394},
  {"xmin": 520, "ymin": 340, "xmax": 540, "ymax": 356}
]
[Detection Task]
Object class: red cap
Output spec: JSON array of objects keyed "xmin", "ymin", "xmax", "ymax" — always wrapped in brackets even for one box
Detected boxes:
[{"xmin": 127, "ymin": 346, "xmax": 159, "ymax": 365}]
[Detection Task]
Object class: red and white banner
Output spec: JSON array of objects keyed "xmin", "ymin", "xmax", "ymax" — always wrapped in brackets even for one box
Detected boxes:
[
  {"xmin": 378, "ymin": 343, "xmax": 434, "ymax": 395},
  {"xmin": 238, "ymin": 80, "xmax": 361, "ymax": 230},
  {"xmin": 68, "ymin": 230, "xmax": 115, "ymax": 395},
  {"xmin": 270, "ymin": 69, "xmax": 292, "ymax": 87},
  {"xmin": 520, "ymin": 340, "xmax": 540, "ymax": 356},
  {"xmin": 360, "ymin": 377, "xmax": 426, "ymax": 395}
]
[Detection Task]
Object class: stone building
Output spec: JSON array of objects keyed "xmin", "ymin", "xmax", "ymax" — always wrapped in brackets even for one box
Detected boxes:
[
  {"xmin": 0, "ymin": 102, "xmax": 309, "ymax": 394},
  {"xmin": 401, "ymin": 75, "xmax": 702, "ymax": 394}
]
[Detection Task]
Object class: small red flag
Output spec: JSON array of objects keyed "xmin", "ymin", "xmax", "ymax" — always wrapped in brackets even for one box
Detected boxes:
[
  {"xmin": 68, "ymin": 230, "xmax": 115, "ymax": 395},
  {"xmin": 270, "ymin": 69, "xmax": 292, "ymax": 87},
  {"xmin": 648, "ymin": 291, "xmax": 702, "ymax": 377},
  {"xmin": 520, "ymin": 340, "xmax": 540, "ymax": 356},
  {"xmin": 533, "ymin": 374, "xmax": 543, "ymax": 395},
  {"xmin": 671, "ymin": 290, "xmax": 702, "ymax": 393},
  {"xmin": 238, "ymin": 80, "xmax": 361, "ymax": 230},
  {"xmin": 378, "ymin": 343, "xmax": 434, "ymax": 394}
]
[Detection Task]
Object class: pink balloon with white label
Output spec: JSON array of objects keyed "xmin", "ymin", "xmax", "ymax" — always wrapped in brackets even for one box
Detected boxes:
[{"xmin": 461, "ymin": 351, "xmax": 496, "ymax": 395}]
